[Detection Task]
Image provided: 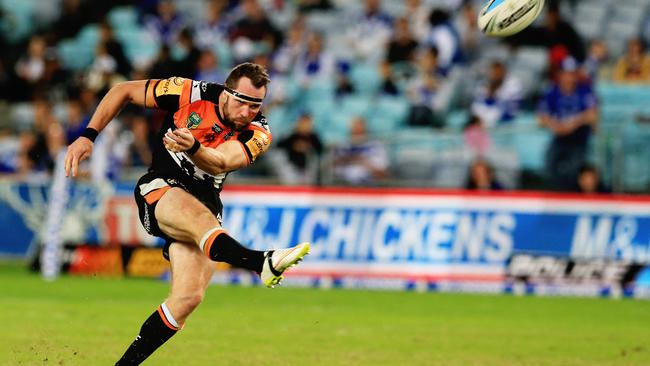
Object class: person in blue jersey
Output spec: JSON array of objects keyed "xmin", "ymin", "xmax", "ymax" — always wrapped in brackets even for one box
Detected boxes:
[{"xmin": 537, "ymin": 57, "xmax": 599, "ymax": 190}]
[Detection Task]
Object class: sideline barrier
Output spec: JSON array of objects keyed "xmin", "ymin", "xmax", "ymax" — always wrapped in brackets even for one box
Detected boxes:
[{"xmin": 1, "ymin": 182, "xmax": 649, "ymax": 297}]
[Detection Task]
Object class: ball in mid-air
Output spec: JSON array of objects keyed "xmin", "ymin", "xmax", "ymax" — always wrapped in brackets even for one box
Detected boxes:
[{"xmin": 477, "ymin": 0, "xmax": 545, "ymax": 37}]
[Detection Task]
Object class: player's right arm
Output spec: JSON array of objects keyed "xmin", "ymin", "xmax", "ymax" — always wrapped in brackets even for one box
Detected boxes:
[{"xmin": 65, "ymin": 80, "xmax": 159, "ymax": 177}]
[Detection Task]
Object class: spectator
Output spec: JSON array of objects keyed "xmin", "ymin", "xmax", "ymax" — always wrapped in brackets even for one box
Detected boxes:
[
  {"xmin": 334, "ymin": 62, "xmax": 355, "ymax": 98},
  {"xmin": 294, "ymin": 31, "xmax": 336, "ymax": 86},
  {"xmin": 404, "ymin": 0, "xmax": 431, "ymax": 43},
  {"xmin": 194, "ymin": 0, "xmax": 232, "ymax": 51},
  {"xmin": 537, "ymin": 57, "xmax": 598, "ymax": 191},
  {"xmin": 471, "ymin": 60, "xmax": 523, "ymax": 127},
  {"xmin": 463, "ymin": 114, "xmax": 491, "ymax": 156},
  {"xmin": 14, "ymin": 35, "xmax": 48, "ymax": 99},
  {"xmin": 195, "ymin": 50, "xmax": 226, "ymax": 82},
  {"xmin": 332, "ymin": 117, "xmax": 389, "ymax": 185},
  {"xmin": 386, "ymin": 17, "xmax": 419, "ymax": 65},
  {"xmin": 25, "ymin": 100, "xmax": 65, "ymax": 173},
  {"xmin": 86, "ymin": 43, "xmax": 126, "ymax": 96},
  {"xmin": 582, "ymin": 39, "xmax": 610, "ymax": 83},
  {"xmin": 424, "ymin": 8, "xmax": 462, "ymax": 72},
  {"xmin": 612, "ymin": 38, "xmax": 650, "ymax": 84},
  {"xmin": 272, "ymin": 17, "xmax": 307, "ymax": 75},
  {"xmin": 379, "ymin": 15, "xmax": 418, "ymax": 95},
  {"xmin": 144, "ymin": 0, "xmax": 186, "ymax": 46},
  {"xmin": 63, "ymin": 98, "xmax": 90, "ymax": 144},
  {"xmin": 122, "ymin": 114, "xmax": 154, "ymax": 168},
  {"xmin": 406, "ymin": 47, "xmax": 447, "ymax": 128},
  {"xmin": 575, "ymin": 164, "xmax": 610, "ymax": 194},
  {"xmin": 175, "ymin": 28, "xmax": 202, "ymax": 79},
  {"xmin": 296, "ymin": 0, "xmax": 333, "ymax": 13},
  {"xmin": 259, "ymin": 0, "xmax": 297, "ymax": 30},
  {"xmin": 345, "ymin": 0, "xmax": 393, "ymax": 62},
  {"xmin": 229, "ymin": 0, "xmax": 283, "ymax": 55},
  {"xmin": 51, "ymin": 0, "xmax": 86, "ymax": 41},
  {"xmin": 275, "ymin": 113, "xmax": 323, "ymax": 185},
  {"xmin": 543, "ymin": 4, "xmax": 586, "ymax": 68},
  {"xmin": 148, "ymin": 44, "xmax": 178, "ymax": 79},
  {"xmin": 98, "ymin": 21, "xmax": 132, "ymax": 77},
  {"xmin": 465, "ymin": 158, "xmax": 503, "ymax": 190},
  {"xmin": 453, "ymin": 0, "xmax": 482, "ymax": 63},
  {"xmin": 509, "ymin": 4, "xmax": 585, "ymax": 77}
]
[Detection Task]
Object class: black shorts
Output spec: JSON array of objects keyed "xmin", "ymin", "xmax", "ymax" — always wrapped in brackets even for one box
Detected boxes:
[{"xmin": 134, "ymin": 170, "xmax": 223, "ymax": 260}]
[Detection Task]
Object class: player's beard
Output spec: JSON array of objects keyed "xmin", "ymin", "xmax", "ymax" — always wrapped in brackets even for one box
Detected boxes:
[{"xmin": 222, "ymin": 96, "xmax": 249, "ymax": 131}]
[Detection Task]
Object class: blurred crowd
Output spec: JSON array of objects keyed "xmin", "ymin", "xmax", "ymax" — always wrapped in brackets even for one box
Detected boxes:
[{"xmin": 0, "ymin": 0, "xmax": 647, "ymax": 193}]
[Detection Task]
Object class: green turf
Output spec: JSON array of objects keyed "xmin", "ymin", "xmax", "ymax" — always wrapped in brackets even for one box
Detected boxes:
[{"xmin": 1, "ymin": 260, "xmax": 649, "ymax": 366}]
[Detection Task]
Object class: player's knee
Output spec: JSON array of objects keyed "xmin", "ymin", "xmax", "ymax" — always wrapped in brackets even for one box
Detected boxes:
[
  {"xmin": 177, "ymin": 291, "xmax": 205, "ymax": 311},
  {"xmin": 195, "ymin": 209, "xmax": 220, "ymax": 228}
]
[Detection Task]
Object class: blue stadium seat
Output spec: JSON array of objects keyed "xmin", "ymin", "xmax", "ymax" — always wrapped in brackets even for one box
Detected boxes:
[
  {"xmin": 514, "ymin": 128, "xmax": 552, "ymax": 171},
  {"xmin": 445, "ymin": 110, "xmax": 468, "ymax": 131},
  {"xmin": 77, "ymin": 24, "xmax": 99, "ymax": 50},
  {"xmin": 57, "ymin": 39, "xmax": 94, "ymax": 71},
  {"xmin": 117, "ymin": 29, "xmax": 160, "ymax": 67},
  {"xmin": 108, "ymin": 6, "xmax": 138, "ymax": 29},
  {"xmin": 349, "ymin": 63, "xmax": 381, "ymax": 96},
  {"xmin": 265, "ymin": 105, "xmax": 297, "ymax": 139},
  {"xmin": 339, "ymin": 94, "xmax": 372, "ymax": 117},
  {"xmin": 371, "ymin": 96, "xmax": 409, "ymax": 125},
  {"xmin": 212, "ymin": 43, "xmax": 234, "ymax": 70},
  {"xmin": 0, "ymin": 0, "xmax": 37, "ymax": 42},
  {"xmin": 620, "ymin": 122, "xmax": 650, "ymax": 190}
]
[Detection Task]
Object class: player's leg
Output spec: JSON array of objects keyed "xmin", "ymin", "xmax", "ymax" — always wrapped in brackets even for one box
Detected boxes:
[
  {"xmin": 165, "ymin": 241, "xmax": 215, "ymax": 324},
  {"xmin": 115, "ymin": 241, "xmax": 214, "ymax": 365},
  {"xmin": 139, "ymin": 179, "xmax": 309, "ymax": 287},
  {"xmin": 153, "ymin": 187, "xmax": 267, "ymax": 272},
  {"xmin": 154, "ymin": 187, "xmax": 310, "ymax": 287}
]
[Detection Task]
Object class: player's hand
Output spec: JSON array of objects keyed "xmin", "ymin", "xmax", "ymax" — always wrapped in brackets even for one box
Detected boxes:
[
  {"xmin": 64, "ymin": 137, "xmax": 94, "ymax": 177},
  {"xmin": 163, "ymin": 128, "xmax": 195, "ymax": 153}
]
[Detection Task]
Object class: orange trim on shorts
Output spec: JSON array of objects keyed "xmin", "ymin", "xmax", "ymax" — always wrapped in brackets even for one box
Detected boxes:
[
  {"xmin": 203, "ymin": 229, "xmax": 226, "ymax": 257},
  {"xmin": 144, "ymin": 186, "xmax": 172, "ymax": 205},
  {"xmin": 157, "ymin": 306, "xmax": 179, "ymax": 331}
]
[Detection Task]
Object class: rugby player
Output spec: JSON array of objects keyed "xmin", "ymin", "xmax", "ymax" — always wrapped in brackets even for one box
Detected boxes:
[{"xmin": 64, "ymin": 63, "xmax": 310, "ymax": 365}]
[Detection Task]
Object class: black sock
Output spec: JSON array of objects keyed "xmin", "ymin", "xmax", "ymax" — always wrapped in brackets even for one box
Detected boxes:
[
  {"xmin": 115, "ymin": 306, "xmax": 178, "ymax": 365},
  {"xmin": 205, "ymin": 231, "xmax": 265, "ymax": 273}
]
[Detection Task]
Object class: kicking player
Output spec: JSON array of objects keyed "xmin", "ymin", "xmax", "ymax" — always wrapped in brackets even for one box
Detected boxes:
[{"xmin": 64, "ymin": 63, "xmax": 310, "ymax": 365}]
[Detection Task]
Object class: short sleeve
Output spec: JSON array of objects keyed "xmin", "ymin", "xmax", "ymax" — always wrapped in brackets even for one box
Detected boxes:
[
  {"xmin": 153, "ymin": 77, "xmax": 191, "ymax": 111},
  {"xmin": 153, "ymin": 78, "xmax": 223, "ymax": 111},
  {"xmin": 237, "ymin": 128, "xmax": 272, "ymax": 164}
]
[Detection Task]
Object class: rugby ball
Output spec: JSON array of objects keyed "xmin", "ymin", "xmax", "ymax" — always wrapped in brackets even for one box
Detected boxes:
[{"xmin": 478, "ymin": 0, "xmax": 545, "ymax": 37}]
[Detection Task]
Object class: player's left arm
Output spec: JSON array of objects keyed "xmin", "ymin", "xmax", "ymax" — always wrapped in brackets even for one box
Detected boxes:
[{"xmin": 164, "ymin": 127, "xmax": 271, "ymax": 175}]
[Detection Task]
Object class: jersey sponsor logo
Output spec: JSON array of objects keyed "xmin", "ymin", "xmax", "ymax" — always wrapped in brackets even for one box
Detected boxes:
[
  {"xmin": 245, "ymin": 130, "xmax": 271, "ymax": 161},
  {"xmin": 186, "ymin": 112, "xmax": 202, "ymax": 129},
  {"xmin": 212, "ymin": 123, "xmax": 223, "ymax": 134},
  {"xmin": 156, "ymin": 77, "xmax": 184, "ymax": 96},
  {"xmin": 201, "ymin": 81, "xmax": 207, "ymax": 93},
  {"xmin": 224, "ymin": 131, "xmax": 235, "ymax": 140}
]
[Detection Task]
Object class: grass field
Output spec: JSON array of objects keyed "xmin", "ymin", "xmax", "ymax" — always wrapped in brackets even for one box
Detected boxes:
[{"xmin": 2, "ymin": 261, "xmax": 650, "ymax": 366}]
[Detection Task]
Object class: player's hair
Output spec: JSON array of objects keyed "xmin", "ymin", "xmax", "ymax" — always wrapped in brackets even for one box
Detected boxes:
[{"xmin": 225, "ymin": 62, "xmax": 270, "ymax": 90}]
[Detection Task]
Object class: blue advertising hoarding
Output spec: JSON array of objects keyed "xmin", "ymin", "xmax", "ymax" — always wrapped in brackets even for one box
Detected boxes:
[{"xmin": 1, "ymin": 182, "xmax": 649, "ymax": 296}]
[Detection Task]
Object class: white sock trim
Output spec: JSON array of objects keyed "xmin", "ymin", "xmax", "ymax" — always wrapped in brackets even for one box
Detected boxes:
[
  {"xmin": 198, "ymin": 227, "xmax": 221, "ymax": 252},
  {"xmin": 160, "ymin": 302, "xmax": 179, "ymax": 329}
]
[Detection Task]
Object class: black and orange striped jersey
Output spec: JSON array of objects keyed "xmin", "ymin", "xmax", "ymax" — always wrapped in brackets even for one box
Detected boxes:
[{"xmin": 148, "ymin": 77, "xmax": 272, "ymax": 191}]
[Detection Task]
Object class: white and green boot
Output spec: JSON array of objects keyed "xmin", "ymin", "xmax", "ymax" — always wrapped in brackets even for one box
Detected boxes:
[{"xmin": 260, "ymin": 242, "xmax": 310, "ymax": 288}]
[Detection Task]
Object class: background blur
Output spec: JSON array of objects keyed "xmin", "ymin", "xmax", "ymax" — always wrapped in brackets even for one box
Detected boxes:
[{"xmin": 0, "ymin": 0, "xmax": 649, "ymax": 297}]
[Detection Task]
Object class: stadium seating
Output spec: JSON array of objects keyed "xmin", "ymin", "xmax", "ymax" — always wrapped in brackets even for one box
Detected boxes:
[{"xmin": 3, "ymin": 0, "xmax": 650, "ymax": 192}]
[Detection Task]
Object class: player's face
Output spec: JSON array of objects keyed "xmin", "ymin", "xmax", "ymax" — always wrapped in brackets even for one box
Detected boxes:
[{"xmin": 223, "ymin": 78, "xmax": 265, "ymax": 130}]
